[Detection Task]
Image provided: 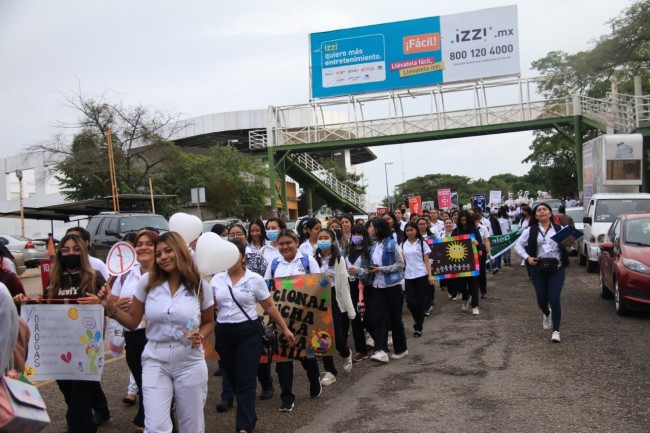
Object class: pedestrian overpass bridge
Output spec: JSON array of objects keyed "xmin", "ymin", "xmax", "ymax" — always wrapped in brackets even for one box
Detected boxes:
[{"xmin": 232, "ymin": 76, "xmax": 649, "ymax": 214}]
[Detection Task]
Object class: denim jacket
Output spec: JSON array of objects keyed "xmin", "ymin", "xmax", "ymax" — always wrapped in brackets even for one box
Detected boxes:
[{"xmin": 370, "ymin": 237, "xmax": 405, "ymax": 286}]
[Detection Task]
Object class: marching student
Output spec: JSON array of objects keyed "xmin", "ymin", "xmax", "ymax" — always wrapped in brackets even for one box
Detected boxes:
[
  {"xmin": 452, "ymin": 210, "xmax": 483, "ymax": 315},
  {"xmin": 401, "ymin": 223, "xmax": 434, "ymax": 337},
  {"xmin": 298, "ymin": 218, "xmax": 322, "ymax": 257},
  {"xmin": 247, "ymin": 219, "xmax": 267, "ymax": 253}
]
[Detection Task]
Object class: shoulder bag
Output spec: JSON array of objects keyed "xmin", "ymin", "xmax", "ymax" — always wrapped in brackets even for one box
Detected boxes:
[{"xmin": 0, "ymin": 376, "xmax": 50, "ymax": 433}]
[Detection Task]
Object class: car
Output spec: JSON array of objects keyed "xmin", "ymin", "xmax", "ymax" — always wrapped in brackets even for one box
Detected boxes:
[
  {"xmin": 86, "ymin": 212, "xmax": 169, "ymax": 261},
  {"xmin": 563, "ymin": 206, "xmax": 584, "ymax": 254},
  {"xmin": 598, "ymin": 213, "xmax": 650, "ymax": 315},
  {"xmin": 0, "ymin": 234, "xmax": 49, "ymax": 268},
  {"xmin": 201, "ymin": 218, "xmax": 243, "ymax": 233},
  {"xmin": 533, "ymin": 198, "xmax": 563, "ymax": 213}
]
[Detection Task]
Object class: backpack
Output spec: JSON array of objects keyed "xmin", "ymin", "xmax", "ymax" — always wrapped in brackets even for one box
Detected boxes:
[{"xmin": 270, "ymin": 255, "xmax": 311, "ymax": 278}]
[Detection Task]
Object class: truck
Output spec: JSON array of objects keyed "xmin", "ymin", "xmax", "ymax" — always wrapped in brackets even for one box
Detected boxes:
[{"xmin": 578, "ymin": 134, "xmax": 650, "ymax": 272}]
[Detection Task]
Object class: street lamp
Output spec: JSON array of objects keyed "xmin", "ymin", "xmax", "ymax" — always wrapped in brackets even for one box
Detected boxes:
[{"xmin": 384, "ymin": 162, "xmax": 393, "ymax": 210}]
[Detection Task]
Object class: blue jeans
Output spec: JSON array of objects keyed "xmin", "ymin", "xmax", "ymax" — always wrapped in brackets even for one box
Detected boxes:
[{"xmin": 530, "ymin": 267, "xmax": 565, "ymax": 332}]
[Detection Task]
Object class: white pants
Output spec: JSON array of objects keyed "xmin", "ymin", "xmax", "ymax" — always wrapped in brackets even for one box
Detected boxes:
[
  {"xmin": 141, "ymin": 341, "xmax": 208, "ymax": 433},
  {"xmin": 127, "ymin": 372, "xmax": 138, "ymax": 395}
]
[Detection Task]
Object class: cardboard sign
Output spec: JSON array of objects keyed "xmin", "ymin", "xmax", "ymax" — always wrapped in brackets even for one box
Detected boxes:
[
  {"xmin": 429, "ymin": 234, "xmax": 480, "ymax": 280},
  {"xmin": 106, "ymin": 241, "xmax": 137, "ymax": 276},
  {"xmin": 261, "ymin": 273, "xmax": 333, "ymax": 361},
  {"xmin": 422, "ymin": 201, "xmax": 435, "ymax": 212},
  {"xmin": 20, "ymin": 304, "xmax": 105, "ymax": 382},
  {"xmin": 376, "ymin": 207, "xmax": 389, "ymax": 217},
  {"xmin": 437, "ymin": 189, "xmax": 452, "ymax": 209},
  {"xmin": 408, "ymin": 196, "xmax": 422, "ymax": 215},
  {"xmin": 473, "ymin": 194, "xmax": 486, "ymax": 212}
]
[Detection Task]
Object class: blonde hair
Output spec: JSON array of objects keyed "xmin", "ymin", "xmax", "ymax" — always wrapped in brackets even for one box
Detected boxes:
[
  {"xmin": 145, "ymin": 232, "xmax": 202, "ymax": 298},
  {"xmin": 47, "ymin": 234, "xmax": 97, "ymax": 298}
]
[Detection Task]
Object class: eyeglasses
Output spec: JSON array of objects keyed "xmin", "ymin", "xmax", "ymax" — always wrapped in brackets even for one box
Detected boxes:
[
  {"xmin": 60, "ymin": 246, "xmax": 82, "ymax": 254},
  {"xmin": 229, "ymin": 232, "xmax": 246, "ymax": 238}
]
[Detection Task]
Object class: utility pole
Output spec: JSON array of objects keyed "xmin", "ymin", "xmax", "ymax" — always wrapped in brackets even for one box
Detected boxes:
[{"xmin": 16, "ymin": 170, "xmax": 24, "ymax": 236}]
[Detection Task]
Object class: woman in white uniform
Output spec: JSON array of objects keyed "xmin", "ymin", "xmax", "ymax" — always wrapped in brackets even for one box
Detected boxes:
[
  {"xmin": 260, "ymin": 218, "xmax": 285, "ymax": 265},
  {"xmin": 211, "ymin": 240, "xmax": 295, "ymax": 433},
  {"xmin": 401, "ymin": 222, "xmax": 434, "ymax": 337},
  {"xmin": 98, "ymin": 232, "xmax": 215, "ymax": 433},
  {"xmin": 298, "ymin": 218, "xmax": 321, "ymax": 257}
]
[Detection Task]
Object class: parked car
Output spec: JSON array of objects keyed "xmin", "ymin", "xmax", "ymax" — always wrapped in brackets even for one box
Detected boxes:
[
  {"xmin": 4, "ymin": 250, "xmax": 26, "ymax": 275},
  {"xmin": 564, "ymin": 206, "xmax": 584, "ymax": 255},
  {"xmin": 598, "ymin": 213, "xmax": 650, "ymax": 315},
  {"xmin": 533, "ymin": 198, "xmax": 563, "ymax": 212},
  {"xmin": 0, "ymin": 234, "xmax": 49, "ymax": 268},
  {"xmin": 201, "ymin": 218, "xmax": 243, "ymax": 233},
  {"xmin": 86, "ymin": 212, "xmax": 169, "ymax": 261}
]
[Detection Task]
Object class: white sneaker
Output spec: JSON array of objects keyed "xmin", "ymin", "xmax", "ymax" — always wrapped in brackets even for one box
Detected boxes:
[
  {"xmin": 390, "ymin": 350, "xmax": 408, "ymax": 360},
  {"xmin": 551, "ymin": 331, "xmax": 561, "ymax": 343},
  {"xmin": 342, "ymin": 354, "xmax": 353, "ymax": 372},
  {"xmin": 370, "ymin": 350, "xmax": 389, "ymax": 363},
  {"xmin": 320, "ymin": 372, "xmax": 336, "ymax": 386},
  {"xmin": 543, "ymin": 311, "xmax": 552, "ymax": 330},
  {"xmin": 461, "ymin": 301, "xmax": 468, "ymax": 310},
  {"xmin": 448, "ymin": 293, "xmax": 453, "ymax": 299},
  {"xmin": 472, "ymin": 307, "xmax": 479, "ymax": 315},
  {"xmin": 387, "ymin": 332, "xmax": 393, "ymax": 348},
  {"xmin": 365, "ymin": 333, "xmax": 375, "ymax": 349}
]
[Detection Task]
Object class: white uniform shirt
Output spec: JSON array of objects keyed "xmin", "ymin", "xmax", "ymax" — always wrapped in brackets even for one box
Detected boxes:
[
  {"xmin": 514, "ymin": 225, "xmax": 563, "ymax": 263},
  {"xmin": 248, "ymin": 240, "xmax": 267, "ymax": 253},
  {"xmin": 1, "ymin": 257, "xmax": 16, "ymax": 274},
  {"xmin": 260, "ymin": 244, "xmax": 281, "ymax": 265},
  {"xmin": 430, "ymin": 220, "xmax": 444, "ymax": 234},
  {"xmin": 134, "ymin": 275, "xmax": 213, "ymax": 343},
  {"xmin": 210, "ymin": 269, "xmax": 270, "ymax": 324},
  {"xmin": 264, "ymin": 251, "xmax": 320, "ymax": 279},
  {"xmin": 476, "ymin": 223, "xmax": 490, "ymax": 244},
  {"xmin": 111, "ymin": 264, "xmax": 146, "ymax": 330},
  {"xmin": 298, "ymin": 241, "xmax": 317, "ymax": 258},
  {"xmin": 402, "ymin": 239, "xmax": 431, "ymax": 279},
  {"xmin": 89, "ymin": 255, "xmax": 109, "ymax": 280}
]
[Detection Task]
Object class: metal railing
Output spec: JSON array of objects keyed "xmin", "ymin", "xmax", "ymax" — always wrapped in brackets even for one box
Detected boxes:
[{"xmin": 580, "ymin": 93, "xmax": 650, "ymax": 132}]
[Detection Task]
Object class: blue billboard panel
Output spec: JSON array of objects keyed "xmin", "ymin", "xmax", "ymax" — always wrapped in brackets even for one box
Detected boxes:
[{"xmin": 310, "ymin": 5, "xmax": 519, "ymax": 99}]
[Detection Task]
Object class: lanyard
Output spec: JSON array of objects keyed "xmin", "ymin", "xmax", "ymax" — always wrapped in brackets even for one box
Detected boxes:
[{"xmin": 539, "ymin": 225, "xmax": 552, "ymax": 243}]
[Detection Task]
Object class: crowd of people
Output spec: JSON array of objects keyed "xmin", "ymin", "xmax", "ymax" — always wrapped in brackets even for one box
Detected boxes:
[{"xmin": 0, "ymin": 201, "xmax": 573, "ymax": 433}]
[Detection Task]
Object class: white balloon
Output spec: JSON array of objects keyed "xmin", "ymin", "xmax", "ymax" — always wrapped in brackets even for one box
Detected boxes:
[
  {"xmin": 169, "ymin": 212, "xmax": 203, "ymax": 244},
  {"xmin": 194, "ymin": 232, "xmax": 240, "ymax": 275}
]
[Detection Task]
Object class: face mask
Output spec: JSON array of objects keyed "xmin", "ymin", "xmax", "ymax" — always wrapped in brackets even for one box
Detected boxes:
[
  {"xmin": 221, "ymin": 236, "xmax": 229, "ymax": 241},
  {"xmin": 333, "ymin": 230, "xmax": 342, "ymax": 241},
  {"xmin": 267, "ymin": 230, "xmax": 279, "ymax": 241},
  {"xmin": 60, "ymin": 254, "xmax": 81, "ymax": 269},
  {"xmin": 317, "ymin": 240, "xmax": 332, "ymax": 251},
  {"xmin": 351, "ymin": 235, "xmax": 363, "ymax": 245}
]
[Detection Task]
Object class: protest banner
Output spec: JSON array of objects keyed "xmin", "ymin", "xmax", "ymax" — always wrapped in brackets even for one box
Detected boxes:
[
  {"xmin": 20, "ymin": 304, "xmax": 105, "ymax": 381},
  {"xmin": 473, "ymin": 193, "xmax": 486, "ymax": 212},
  {"xmin": 261, "ymin": 273, "xmax": 334, "ymax": 361},
  {"xmin": 429, "ymin": 234, "xmax": 480, "ymax": 280},
  {"xmin": 408, "ymin": 196, "xmax": 422, "ymax": 215},
  {"xmin": 376, "ymin": 207, "xmax": 389, "ymax": 217},
  {"xmin": 489, "ymin": 190, "xmax": 502, "ymax": 206},
  {"xmin": 437, "ymin": 189, "xmax": 451, "ymax": 209},
  {"xmin": 422, "ymin": 201, "xmax": 435, "ymax": 212},
  {"xmin": 488, "ymin": 229, "xmax": 523, "ymax": 259}
]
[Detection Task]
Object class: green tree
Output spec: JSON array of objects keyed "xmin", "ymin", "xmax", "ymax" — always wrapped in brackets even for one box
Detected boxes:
[
  {"xmin": 161, "ymin": 146, "xmax": 270, "ymax": 218},
  {"xmin": 316, "ymin": 157, "xmax": 367, "ymax": 194}
]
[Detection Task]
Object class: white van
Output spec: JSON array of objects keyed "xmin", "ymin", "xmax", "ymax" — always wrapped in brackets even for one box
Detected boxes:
[{"xmin": 579, "ymin": 193, "xmax": 650, "ymax": 272}]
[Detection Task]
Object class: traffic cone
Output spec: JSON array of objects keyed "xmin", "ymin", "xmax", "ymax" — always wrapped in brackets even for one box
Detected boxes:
[{"xmin": 47, "ymin": 234, "xmax": 55, "ymax": 257}]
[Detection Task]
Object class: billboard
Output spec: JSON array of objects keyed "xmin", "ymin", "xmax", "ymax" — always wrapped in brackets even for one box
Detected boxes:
[{"xmin": 310, "ymin": 5, "xmax": 519, "ymax": 98}]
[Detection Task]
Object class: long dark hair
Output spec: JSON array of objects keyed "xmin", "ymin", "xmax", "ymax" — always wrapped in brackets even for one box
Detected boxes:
[
  {"xmin": 529, "ymin": 203, "xmax": 553, "ymax": 227},
  {"xmin": 314, "ymin": 228, "xmax": 340, "ymax": 267},
  {"xmin": 416, "ymin": 217, "xmax": 434, "ymax": 237},
  {"xmin": 457, "ymin": 210, "xmax": 476, "ymax": 231},
  {"xmin": 372, "ymin": 217, "xmax": 391, "ymax": 241},
  {"xmin": 345, "ymin": 224, "xmax": 371, "ymax": 262},
  {"xmin": 146, "ymin": 232, "xmax": 202, "ymax": 298},
  {"xmin": 385, "ymin": 211, "xmax": 402, "ymax": 239},
  {"xmin": 47, "ymin": 234, "xmax": 97, "ymax": 298},
  {"xmin": 299, "ymin": 218, "xmax": 320, "ymax": 244},
  {"xmin": 402, "ymin": 222, "xmax": 423, "ymax": 245},
  {"xmin": 247, "ymin": 219, "xmax": 266, "ymax": 246}
]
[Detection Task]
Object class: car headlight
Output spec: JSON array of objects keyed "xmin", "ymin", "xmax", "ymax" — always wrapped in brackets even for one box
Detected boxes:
[{"xmin": 623, "ymin": 258, "xmax": 650, "ymax": 275}]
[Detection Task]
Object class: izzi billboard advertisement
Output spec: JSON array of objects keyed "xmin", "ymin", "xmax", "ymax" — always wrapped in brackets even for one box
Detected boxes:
[{"xmin": 310, "ymin": 5, "xmax": 519, "ymax": 98}]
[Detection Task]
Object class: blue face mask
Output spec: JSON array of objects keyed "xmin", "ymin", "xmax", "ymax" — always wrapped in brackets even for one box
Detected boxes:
[
  {"xmin": 267, "ymin": 229, "xmax": 279, "ymax": 241},
  {"xmin": 317, "ymin": 240, "xmax": 332, "ymax": 251},
  {"xmin": 221, "ymin": 236, "xmax": 229, "ymax": 241}
]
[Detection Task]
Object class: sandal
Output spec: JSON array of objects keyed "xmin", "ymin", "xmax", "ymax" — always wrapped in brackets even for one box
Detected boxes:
[{"xmin": 122, "ymin": 394, "xmax": 137, "ymax": 406}]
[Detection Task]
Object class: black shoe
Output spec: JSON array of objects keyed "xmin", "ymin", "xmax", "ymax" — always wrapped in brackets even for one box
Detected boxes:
[
  {"xmin": 260, "ymin": 388, "xmax": 274, "ymax": 400},
  {"xmin": 278, "ymin": 401, "xmax": 294, "ymax": 412},
  {"xmin": 491, "ymin": 268, "xmax": 500, "ymax": 275},
  {"xmin": 310, "ymin": 380, "xmax": 322, "ymax": 398},
  {"xmin": 122, "ymin": 395, "xmax": 137, "ymax": 406},
  {"xmin": 213, "ymin": 367, "xmax": 223, "ymax": 377},
  {"xmin": 216, "ymin": 400, "xmax": 233, "ymax": 412},
  {"xmin": 93, "ymin": 409, "xmax": 110, "ymax": 427}
]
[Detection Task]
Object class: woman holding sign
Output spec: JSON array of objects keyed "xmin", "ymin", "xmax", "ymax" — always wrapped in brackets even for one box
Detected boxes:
[
  {"xmin": 514, "ymin": 203, "xmax": 570, "ymax": 343},
  {"xmin": 264, "ymin": 229, "xmax": 322, "ymax": 413},
  {"xmin": 211, "ymin": 239, "xmax": 295, "ymax": 433},
  {"xmin": 451, "ymin": 210, "xmax": 483, "ymax": 315},
  {"xmin": 97, "ymin": 232, "xmax": 215, "ymax": 433},
  {"xmin": 45, "ymin": 234, "xmax": 107, "ymax": 433}
]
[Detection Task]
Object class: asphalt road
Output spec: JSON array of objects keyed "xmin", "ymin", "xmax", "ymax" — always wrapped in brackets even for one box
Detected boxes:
[{"xmin": 22, "ymin": 254, "xmax": 650, "ymax": 433}]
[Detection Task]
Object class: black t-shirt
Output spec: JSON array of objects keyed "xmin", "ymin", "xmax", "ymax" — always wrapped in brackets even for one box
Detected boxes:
[{"xmin": 51, "ymin": 271, "xmax": 106, "ymax": 300}]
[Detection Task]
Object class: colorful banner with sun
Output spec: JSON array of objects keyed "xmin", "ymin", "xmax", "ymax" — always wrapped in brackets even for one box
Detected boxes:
[
  {"xmin": 260, "ymin": 273, "xmax": 334, "ymax": 361},
  {"xmin": 430, "ymin": 234, "xmax": 480, "ymax": 280}
]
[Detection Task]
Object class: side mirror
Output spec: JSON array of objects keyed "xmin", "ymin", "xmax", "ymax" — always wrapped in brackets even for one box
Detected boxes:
[
  {"xmin": 583, "ymin": 217, "xmax": 592, "ymax": 225},
  {"xmin": 105, "ymin": 230, "xmax": 120, "ymax": 238},
  {"xmin": 599, "ymin": 241, "xmax": 614, "ymax": 252}
]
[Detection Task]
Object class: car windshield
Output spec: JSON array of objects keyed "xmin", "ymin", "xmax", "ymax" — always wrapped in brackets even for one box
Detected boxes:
[
  {"xmin": 625, "ymin": 217, "xmax": 650, "ymax": 246},
  {"xmin": 595, "ymin": 199, "xmax": 650, "ymax": 223},
  {"xmin": 120, "ymin": 216, "xmax": 169, "ymax": 233},
  {"xmin": 565, "ymin": 209, "xmax": 584, "ymax": 222}
]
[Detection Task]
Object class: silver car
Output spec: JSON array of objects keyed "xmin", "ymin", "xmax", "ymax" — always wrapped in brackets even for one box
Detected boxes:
[
  {"xmin": 9, "ymin": 250, "xmax": 27, "ymax": 275},
  {"xmin": 0, "ymin": 234, "xmax": 49, "ymax": 268}
]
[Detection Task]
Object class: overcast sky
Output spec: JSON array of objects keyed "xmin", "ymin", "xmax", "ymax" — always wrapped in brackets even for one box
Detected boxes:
[{"xmin": 0, "ymin": 0, "xmax": 631, "ymax": 205}]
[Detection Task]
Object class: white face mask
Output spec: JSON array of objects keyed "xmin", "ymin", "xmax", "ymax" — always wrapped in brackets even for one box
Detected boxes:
[{"xmin": 221, "ymin": 236, "xmax": 228, "ymax": 241}]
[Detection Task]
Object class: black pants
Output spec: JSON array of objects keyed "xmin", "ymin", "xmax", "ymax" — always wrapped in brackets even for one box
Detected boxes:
[
  {"xmin": 221, "ymin": 361, "xmax": 273, "ymax": 402},
  {"xmin": 350, "ymin": 280, "xmax": 374, "ymax": 354},
  {"xmin": 456, "ymin": 276, "xmax": 479, "ymax": 308},
  {"xmin": 124, "ymin": 329, "xmax": 147, "ymax": 427},
  {"xmin": 371, "ymin": 284, "xmax": 407, "ymax": 354},
  {"xmin": 57, "ymin": 380, "xmax": 97, "ymax": 433},
  {"xmin": 405, "ymin": 275, "xmax": 429, "ymax": 332},
  {"xmin": 215, "ymin": 322, "xmax": 264, "ymax": 432},
  {"xmin": 275, "ymin": 358, "xmax": 320, "ymax": 405},
  {"xmin": 323, "ymin": 285, "xmax": 352, "ymax": 374},
  {"xmin": 478, "ymin": 249, "xmax": 487, "ymax": 295}
]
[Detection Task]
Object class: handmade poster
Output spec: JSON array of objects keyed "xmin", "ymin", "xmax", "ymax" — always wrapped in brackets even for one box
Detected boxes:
[
  {"xmin": 473, "ymin": 194, "xmax": 486, "ymax": 212},
  {"xmin": 437, "ymin": 188, "xmax": 451, "ymax": 209},
  {"xmin": 260, "ymin": 273, "xmax": 334, "ymax": 361},
  {"xmin": 376, "ymin": 207, "xmax": 389, "ymax": 217},
  {"xmin": 429, "ymin": 234, "xmax": 480, "ymax": 280},
  {"xmin": 422, "ymin": 201, "xmax": 435, "ymax": 212},
  {"xmin": 408, "ymin": 196, "xmax": 422, "ymax": 214},
  {"xmin": 20, "ymin": 304, "xmax": 105, "ymax": 381},
  {"xmin": 106, "ymin": 241, "xmax": 137, "ymax": 276}
]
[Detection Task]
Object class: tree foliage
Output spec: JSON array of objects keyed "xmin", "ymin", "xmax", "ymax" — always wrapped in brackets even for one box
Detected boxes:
[
  {"xmin": 160, "ymin": 146, "xmax": 270, "ymax": 218},
  {"xmin": 317, "ymin": 157, "xmax": 367, "ymax": 194}
]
